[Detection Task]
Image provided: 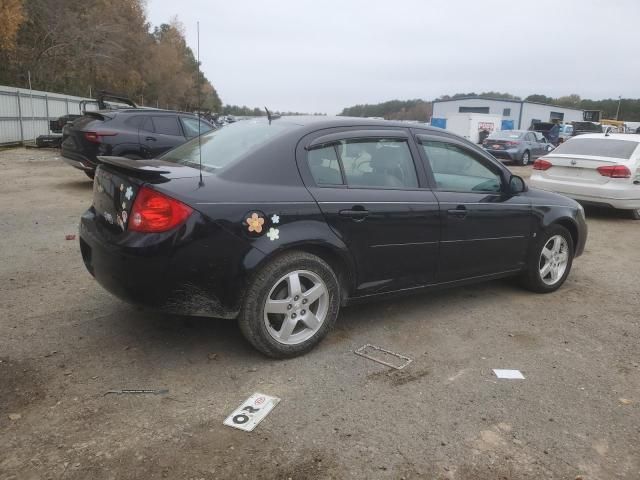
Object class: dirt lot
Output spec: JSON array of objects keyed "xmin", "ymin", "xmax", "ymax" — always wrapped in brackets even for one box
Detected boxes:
[{"xmin": 0, "ymin": 147, "xmax": 638, "ymax": 480}]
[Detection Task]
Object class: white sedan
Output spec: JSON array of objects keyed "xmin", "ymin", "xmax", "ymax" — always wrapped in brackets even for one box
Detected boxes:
[{"xmin": 530, "ymin": 134, "xmax": 640, "ymax": 219}]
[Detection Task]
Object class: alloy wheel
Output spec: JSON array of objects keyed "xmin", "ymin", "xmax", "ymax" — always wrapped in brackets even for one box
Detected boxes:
[
  {"xmin": 522, "ymin": 152, "xmax": 530, "ymax": 165},
  {"xmin": 263, "ymin": 270, "xmax": 329, "ymax": 345},
  {"xmin": 538, "ymin": 235, "xmax": 569, "ymax": 286}
]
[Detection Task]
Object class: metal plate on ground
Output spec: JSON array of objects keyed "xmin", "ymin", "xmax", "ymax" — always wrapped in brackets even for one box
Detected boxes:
[
  {"xmin": 354, "ymin": 344, "xmax": 413, "ymax": 370},
  {"xmin": 223, "ymin": 393, "xmax": 280, "ymax": 432}
]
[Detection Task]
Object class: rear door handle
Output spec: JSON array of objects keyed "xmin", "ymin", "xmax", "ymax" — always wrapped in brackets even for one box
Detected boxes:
[
  {"xmin": 339, "ymin": 207, "xmax": 370, "ymax": 221},
  {"xmin": 447, "ymin": 205, "xmax": 468, "ymax": 218},
  {"xmin": 145, "ymin": 136, "xmax": 156, "ymax": 141}
]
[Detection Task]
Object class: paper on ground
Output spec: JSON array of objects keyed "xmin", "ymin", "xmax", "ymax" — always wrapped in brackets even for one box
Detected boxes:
[
  {"xmin": 223, "ymin": 393, "xmax": 280, "ymax": 432},
  {"xmin": 493, "ymin": 369, "xmax": 525, "ymax": 379}
]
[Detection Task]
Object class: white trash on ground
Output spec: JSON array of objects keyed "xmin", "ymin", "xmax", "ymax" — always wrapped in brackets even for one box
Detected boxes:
[
  {"xmin": 223, "ymin": 393, "xmax": 281, "ymax": 432},
  {"xmin": 493, "ymin": 369, "xmax": 525, "ymax": 379}
]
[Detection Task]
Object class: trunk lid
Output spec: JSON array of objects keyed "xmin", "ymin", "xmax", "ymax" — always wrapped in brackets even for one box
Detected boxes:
[
  {"xmin": 485, "ymin": 139, "xmax": 518, "ymax": 149},
  {"xmin": 541, "ymin": 154, "xmax": 638, "ymax": 185}
]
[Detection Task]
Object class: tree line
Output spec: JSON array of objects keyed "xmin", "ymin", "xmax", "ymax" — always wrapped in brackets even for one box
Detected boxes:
[
  {"xmin": 340, "ymin": 92, "xmax": 640, "ymax": 122},
  {"xmin": 0, "ymin": 0, "xmax": 222, "ymax": 112}
]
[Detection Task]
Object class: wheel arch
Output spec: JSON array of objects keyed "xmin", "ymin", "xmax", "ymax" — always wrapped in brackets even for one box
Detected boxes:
[
  {"xmin": 550, "ymin": 216, "xmax": 579, "ymax": 251},
  {"xmin": 249, "ymin": 241, "xmax": 356, "ymax": 304}
]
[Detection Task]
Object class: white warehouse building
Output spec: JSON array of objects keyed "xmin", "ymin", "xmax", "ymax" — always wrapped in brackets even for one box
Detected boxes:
[{"xmin": 431, "ymin": 96, "xmax": 584, "ymax": 131}]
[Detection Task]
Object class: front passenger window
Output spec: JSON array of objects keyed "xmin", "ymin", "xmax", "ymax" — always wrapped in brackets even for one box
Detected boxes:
[{"xmin": 421, "ymin": 141, "xmax": 501, "ymax": 192}]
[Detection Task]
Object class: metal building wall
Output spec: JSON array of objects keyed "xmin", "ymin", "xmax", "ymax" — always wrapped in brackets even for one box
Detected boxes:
[{"xmin": 0, "ymin": 85, "xmax": 93, "ymax": 145}]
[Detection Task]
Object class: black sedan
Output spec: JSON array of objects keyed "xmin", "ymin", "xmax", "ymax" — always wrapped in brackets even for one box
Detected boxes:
[{"xmin": 79, "ymin": 117, "xmax": 587, "ymax": 358}]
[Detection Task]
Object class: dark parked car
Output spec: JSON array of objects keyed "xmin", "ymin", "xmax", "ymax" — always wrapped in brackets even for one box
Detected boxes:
[
  {"xmin": 79, "ymin": 117, "xmax": 587, "ymax": 358},
  {"xmin": 61, "ymin": 109, "xmax": 214, "ymax": 178},
  {"xmin": 482, "ymin": 130, "xmax": 552, "ymax": 165}
]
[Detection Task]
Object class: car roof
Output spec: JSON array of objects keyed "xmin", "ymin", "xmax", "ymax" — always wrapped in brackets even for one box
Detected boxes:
[
  {"xmin": 99, "ymin": 108, "xmax": 199, "ymax": 116},
  {"xmin": 263, "ymin": 115, "xmax": 440, "ymax": 132},
  {"xmin": 569, "ymin": 133, "xmax": 640, "ymax": 142}
]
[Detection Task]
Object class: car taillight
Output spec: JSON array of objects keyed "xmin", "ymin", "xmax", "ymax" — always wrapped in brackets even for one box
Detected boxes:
[
  {"xmin": 533, "ymin": 159, "xmax": 552, "ymax": 170},
  {"xmin": 84, "ymin": 131, "xmax": 117, "ymax": 144},
  {"xmin": 596, "ymin": 165, "xmax": 631, "ymax": 178},
  {"xmin": 128, "ymin": 186, "xmax": 193, "ymax": 233}
]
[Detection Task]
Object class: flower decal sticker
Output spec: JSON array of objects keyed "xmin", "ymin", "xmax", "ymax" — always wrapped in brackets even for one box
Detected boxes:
[
  {"xmin": 271, "ymin": 214, "xmax": 280, "ymax": 224},
  {"xmin": 246, "ymin": 212, "xmax": 265, "ymax": 234},
  {"xmin": 267, "ymin": 228, "xmax": 279, "ymax": 241},
  {"xmin": 125, "ymin": 186, "xmax": 133, "ymax": 200}
]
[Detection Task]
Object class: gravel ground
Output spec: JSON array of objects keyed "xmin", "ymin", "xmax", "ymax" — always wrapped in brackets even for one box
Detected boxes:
[{"xmin": 0, "ymin": 147, "xmax": 638, "ymax": 480}]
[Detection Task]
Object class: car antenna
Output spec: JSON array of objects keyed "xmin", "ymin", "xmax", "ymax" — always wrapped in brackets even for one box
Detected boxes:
[
  {"xmin": 197, "ymin": 21, "xmax": 204, "ymax": 187},
  {"xmin": 264, "ymin": 107, "xmax": 281, "ymax": 125}
]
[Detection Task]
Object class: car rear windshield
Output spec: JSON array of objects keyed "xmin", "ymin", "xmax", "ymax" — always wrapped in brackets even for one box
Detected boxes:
[
  {"xmin": 488, "ymin": 131, "xmax": 524, "ymax": 139},
  {"xmin": 552, "ymin": 138, "xmax": 639, "ymax": 159},
  {"xmin": 160, "ymin": 119, "xmax": 297, "ymax": 171}
]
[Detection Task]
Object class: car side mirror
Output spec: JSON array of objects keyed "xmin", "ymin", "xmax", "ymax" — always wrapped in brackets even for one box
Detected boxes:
[{"xmin": 509, "ymin": 175, "xmax": 527, "ymax": 194}]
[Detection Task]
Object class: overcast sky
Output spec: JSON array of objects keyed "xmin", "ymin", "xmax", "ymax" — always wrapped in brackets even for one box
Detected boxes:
[{"xmin": 146, "ymin": 0, "xmax": 640, "ymax": 114}]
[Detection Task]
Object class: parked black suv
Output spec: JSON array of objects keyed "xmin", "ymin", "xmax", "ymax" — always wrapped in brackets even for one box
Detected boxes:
[{"xmin": 61, "ymin": 109, "xmax": 215, "ymax": 178}]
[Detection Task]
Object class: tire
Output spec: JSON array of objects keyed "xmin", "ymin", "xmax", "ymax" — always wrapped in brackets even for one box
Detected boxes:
[
  {"xmin": 628, "ymin": 209, "xmax": 640, "ymax": 220},
  {"xmin": 520, "ymin": 224, "xmax": 574, "ymax": 293},
  {"xmin": 519, "ymin": 151, "xmax": 530, "ymax": 166},
  {"xmin": 84, "ymin": 170, "xmax": 95, "ymax": 180},
  {"xmin": 238, "ymin": 251, "xmax": 341, "ymax": 358}
]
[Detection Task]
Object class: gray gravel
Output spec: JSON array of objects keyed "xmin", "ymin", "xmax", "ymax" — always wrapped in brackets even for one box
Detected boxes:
[{"xmin": 1, "ymin": 148, "xmax": 638, "ymax": 480}]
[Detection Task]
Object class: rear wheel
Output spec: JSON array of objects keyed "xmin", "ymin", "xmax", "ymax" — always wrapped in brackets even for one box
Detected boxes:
[
  {"xmin": 628, "ymin": 208, "xmax": 640, "ymax": 220},
  {"xmin": 520, "ymin": 225, "xmax": 574, "ymax": 293},
  {"xmin": 519, "ymin": 150, "xmax": 530, "ymax": 166},
  {"xmin": 238, "ymin": 251, "xmax": 340, "ymax": 358}
]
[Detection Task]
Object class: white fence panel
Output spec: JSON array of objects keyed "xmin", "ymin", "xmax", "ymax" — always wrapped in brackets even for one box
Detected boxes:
[{"xmin": 0, "ymin": 85, "xmax": 92, "ymax": 144}]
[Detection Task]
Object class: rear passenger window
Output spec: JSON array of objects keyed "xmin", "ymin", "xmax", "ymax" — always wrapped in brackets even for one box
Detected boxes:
[
  {"xmin": 152, "ymin": 116, "xmax": 182, "ymax": 136},
  {"xmin": 308, "ymin": 146, "xmax": 343, "ymax": 185},
  {"xmin": 140, "ymin": 116, "xmax": 154, "ymax": 132},
  {"xmin": 338, "ymin": 139, "xmax": 418, "ymax": 189},
  {"xmin": 124, "ymin": 116, "xmax": 145, "ymax": 128}
]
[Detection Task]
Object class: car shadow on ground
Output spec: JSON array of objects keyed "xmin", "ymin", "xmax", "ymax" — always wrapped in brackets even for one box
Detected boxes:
[
  {"xmin": 75, "ymin": 278, "xmax": 525, "ymax": 369},
  {"xmin": 55, "ymin": 178, "xmax": 93, "ymax": 192},
  {"xmin": 583, "ymin": 205, "xmax": 636, "ymax": 221}
]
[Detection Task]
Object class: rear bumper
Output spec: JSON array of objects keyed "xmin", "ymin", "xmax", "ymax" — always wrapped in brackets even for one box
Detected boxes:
[
  {"xmin": 79, "ymin": 207, "xmax": 258, "ymax": 318},
  {"xmin": 484, "ymin": 148, "xmax": 518, "ymax": 161},
  {"xmin": 530, "ymin": 176, "xmax": 640, "ymax": 210},
  {"xmin": 62, "ymin": 149, "xmax": 98, "ymax": 172}
]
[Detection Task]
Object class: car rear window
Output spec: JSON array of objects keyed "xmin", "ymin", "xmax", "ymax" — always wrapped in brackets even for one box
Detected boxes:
[
  {"xmin": 552, "ymin": 138, "xmax": 639, "ymax": 159},
  {"xmin": 488, "ymin": 131, "xmax": 524, "ymax": 139},
  {"xmin": 160, "ymin": 119, "xmax": 296, "ymax": 171}
]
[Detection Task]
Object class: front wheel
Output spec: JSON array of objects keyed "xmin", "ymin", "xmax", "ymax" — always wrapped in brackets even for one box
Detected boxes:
[
  {"xmin": 628, "ymin": 208, "xmax": 640, "ymax": 220},
  {"xmin": 520, "ymin": 225, "xmax": 574, "ymax": 293},
  {"xmin": 238, "ymin": 252, "xmax": 341, "ymax": 358},
  {"xmin": 519, "ymin": 151, "xmax": 530, "ymax": 166}
]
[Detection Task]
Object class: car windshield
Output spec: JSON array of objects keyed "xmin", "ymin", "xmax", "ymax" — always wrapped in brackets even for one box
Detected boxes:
[
  {"xmin": 488, "ymin": 131, "xmax": 524, "ymax": 140},
  {"xmin": 552, "ymin": 138, "xmax": 639, "ymax": 159},
  {"xmin": 160, "ymin": 119, "xmax": 296, "ymax": 171}
]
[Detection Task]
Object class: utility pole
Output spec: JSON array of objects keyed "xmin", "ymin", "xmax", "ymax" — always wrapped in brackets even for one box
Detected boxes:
[{"xmin": 615, "ymin": 96, "xmax": 622, "ymax": 120}]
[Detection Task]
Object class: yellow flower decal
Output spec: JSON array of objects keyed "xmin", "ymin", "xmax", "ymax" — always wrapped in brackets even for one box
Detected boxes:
[{"xmin": 246, "ymin": 212, "xmax": 265, "ymax": 233}]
